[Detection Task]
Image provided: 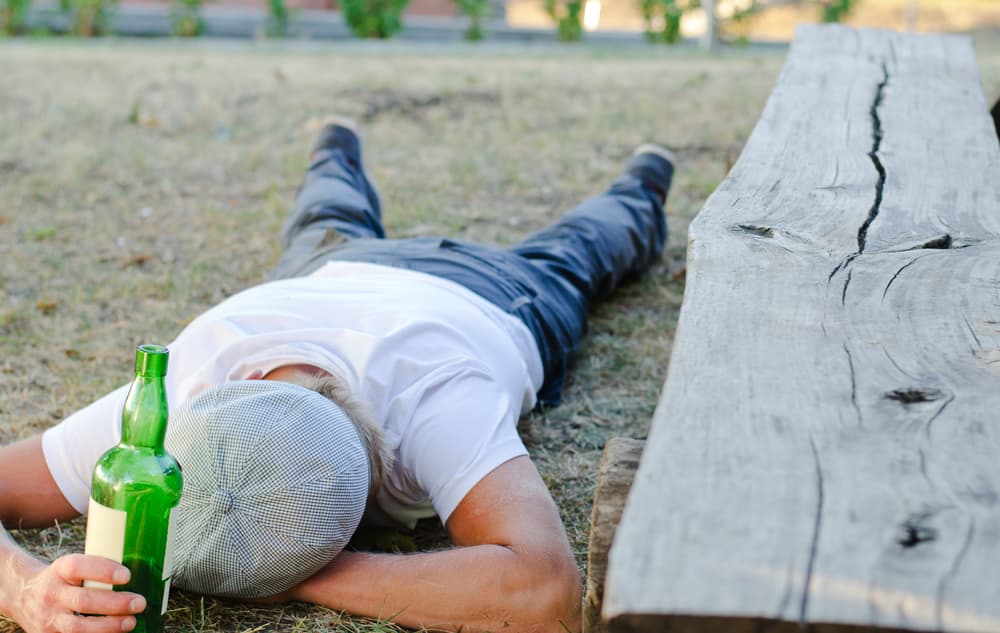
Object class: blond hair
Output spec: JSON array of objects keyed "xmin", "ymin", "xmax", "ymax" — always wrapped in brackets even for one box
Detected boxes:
[{"xmin": 284, "ymin": 373, "xmax": 390, "ymax": 497}]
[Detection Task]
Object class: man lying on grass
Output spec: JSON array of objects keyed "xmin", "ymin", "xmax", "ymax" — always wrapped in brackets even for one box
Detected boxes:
[{"xmin": 0, "ymin": 119, "xmax": 675, "ymax": 633}]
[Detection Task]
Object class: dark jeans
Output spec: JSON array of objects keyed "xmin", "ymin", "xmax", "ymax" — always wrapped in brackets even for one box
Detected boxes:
[{"xmin": 269, "ymin": 126, "xmax": 673, "ymax": 406}]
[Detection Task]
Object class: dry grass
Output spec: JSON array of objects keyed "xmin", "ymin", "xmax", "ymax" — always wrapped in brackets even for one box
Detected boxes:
[{"xmin": 1, "ymin": 36, "xmax": 998, "ymax": 632}]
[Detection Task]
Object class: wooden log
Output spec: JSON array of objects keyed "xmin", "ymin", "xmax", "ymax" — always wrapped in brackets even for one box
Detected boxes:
[
  {"xmin": 604, "ymin": 24, "xmax": 1000, "ymax": 633},
  {"xmin": 585, "ymin": 438, "xmax": 645, "ymax": 633}
]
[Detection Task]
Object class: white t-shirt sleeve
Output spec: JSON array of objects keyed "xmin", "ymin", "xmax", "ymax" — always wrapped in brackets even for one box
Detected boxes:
[
  {"xmin": 396, "ymin": 368, "xmax": 529, "ymax": 525},
  {"xmin": 41, "ymin": 383, "xmax": 129, "ymax": 514}
]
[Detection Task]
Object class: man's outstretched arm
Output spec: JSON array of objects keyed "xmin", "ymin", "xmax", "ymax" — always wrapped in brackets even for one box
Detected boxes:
[
  {"xmin": 0, "ymin": 436, "xmax": 146, "ymax": 633},
  {"xmin": 284, "ymin": 455, "xmax": 582, "ymax": 633}
]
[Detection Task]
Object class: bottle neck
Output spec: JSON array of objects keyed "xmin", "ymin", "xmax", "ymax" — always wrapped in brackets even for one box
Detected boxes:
[{"xmin": 120, "ymin": 375, "xmax": 168, "ymax": 450}]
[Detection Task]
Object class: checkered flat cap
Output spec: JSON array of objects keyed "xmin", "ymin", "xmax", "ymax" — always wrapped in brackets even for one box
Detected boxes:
[{"xmin": 165, "ymin": 380, "xmax": 369, "ymax": 599}]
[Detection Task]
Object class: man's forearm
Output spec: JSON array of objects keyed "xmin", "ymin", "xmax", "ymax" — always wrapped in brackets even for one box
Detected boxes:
[{"xmin": 290, "ymin": 544, "xmax": 581, "ymax": 633}]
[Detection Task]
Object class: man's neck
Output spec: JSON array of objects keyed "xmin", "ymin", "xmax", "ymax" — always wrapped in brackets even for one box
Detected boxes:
[{"xmin": 262, "ymin": 364, "xmax": 330, "ymax": 383}]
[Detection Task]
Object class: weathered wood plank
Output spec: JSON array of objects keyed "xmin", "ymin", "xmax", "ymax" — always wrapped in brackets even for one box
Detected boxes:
[
  {"xmin": 604, "ymin": 24, "xmax": 1000, "ymax": 633},
  {"xmin": 991, "ymin": 98, "xmax": 999, "ymax": 145},
  {"xmin": 585, "ymin": 438, "xmax": 645, "ymax": 633}
]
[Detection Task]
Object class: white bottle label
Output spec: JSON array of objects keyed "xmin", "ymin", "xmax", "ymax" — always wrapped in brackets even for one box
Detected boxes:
[
  {"xmin": 162, "ymin": 509, "xmax": 178, "ymax": 580},
  {"xmin": 83, "ymin": 497, "xmax": 127, "ymax": 590},
  {"xmin": 161, "ymin": 577, "xmax": 171, "ymax": 615},
  {"xmin": 161, "ymin": 509, "xmax": 178, "ymax": 614}
]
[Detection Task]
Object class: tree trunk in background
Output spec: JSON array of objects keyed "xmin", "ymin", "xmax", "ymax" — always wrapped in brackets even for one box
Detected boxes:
[{"xmin": 701, "ymin": 0, "xmax": 717, "ymax": 51}]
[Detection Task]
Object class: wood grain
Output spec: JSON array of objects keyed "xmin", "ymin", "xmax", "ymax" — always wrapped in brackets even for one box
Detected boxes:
[
  {"xmin": 603, "ymin": 24, "xmax": 1000, "ymax": 633},
  {"xmin": 585, "ymin": 438, "xmax": 645, "ymax": 633}
]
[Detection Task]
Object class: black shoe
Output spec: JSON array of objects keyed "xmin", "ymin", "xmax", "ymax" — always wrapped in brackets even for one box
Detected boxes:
[
  {"xmin": 308, "ymin": 116, "xmax": 382, "ymax": 220},
  {"xmin": 627, "ymin": 143, "xmax": 677, "ymax": 205},
  {"xmin": 310, "ymin": 116, "xmax": 363, "ymax": 165}
]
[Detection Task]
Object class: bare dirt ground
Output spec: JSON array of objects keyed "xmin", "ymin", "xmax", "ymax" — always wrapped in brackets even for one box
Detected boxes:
[{"xmin": 1, "ymin": 36, "xmax": 998, "ymax": 632}]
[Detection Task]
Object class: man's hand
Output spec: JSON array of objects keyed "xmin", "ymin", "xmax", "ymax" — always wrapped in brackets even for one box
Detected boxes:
[
  {"xmin": 0, "ymin": 436, "xmax": 145, "ymax": 633},
  {"xmin": 10, "ymin": 554, "xmax": 146, "ymax": 633}
]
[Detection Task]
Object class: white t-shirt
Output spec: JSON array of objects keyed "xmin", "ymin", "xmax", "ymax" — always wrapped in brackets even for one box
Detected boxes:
[{"xmin": 42, "ymin": 261, "xmax": 544, "ymax": 528}]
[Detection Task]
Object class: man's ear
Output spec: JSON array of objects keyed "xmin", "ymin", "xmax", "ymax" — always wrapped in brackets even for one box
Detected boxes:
[{"xmin": 247, "ymin": 369, "xmax": 265, "ymax": 380}]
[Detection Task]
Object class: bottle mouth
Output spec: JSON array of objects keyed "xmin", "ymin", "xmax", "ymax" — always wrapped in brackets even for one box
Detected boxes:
[{"xmin": 136, "ymin": 344, "xmax": 169, "ymax": 377}]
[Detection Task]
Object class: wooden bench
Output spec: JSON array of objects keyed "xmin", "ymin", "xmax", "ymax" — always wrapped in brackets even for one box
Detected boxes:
[{"xmin": 598, "ymin": 24, "xmax": 1000, "ymax": 633}]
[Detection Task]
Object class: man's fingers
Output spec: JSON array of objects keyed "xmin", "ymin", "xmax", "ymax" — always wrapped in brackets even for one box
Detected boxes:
[
  {"xmin": 52, "ymin": 554, "xmax": 131, "ymax": 586},
  {"xmin": 54, "ymin": 613, "xmax": 137, "ymax": 633},
  {"xmin": 63, "ymin": 585, "xmax": 146, "ymax": 617},
  {"xmin": 15, "ymin": 555, "xmax": 143, "ymax": 633}
]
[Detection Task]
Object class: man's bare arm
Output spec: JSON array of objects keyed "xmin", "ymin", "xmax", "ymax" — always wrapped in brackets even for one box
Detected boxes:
[
  {"xmin": 0, "ymin": 436, "xmax": 146, "ymax": 633},
  {"xmin": 283, "ymin": 455, "xmax": 582, "ymax": 633}
]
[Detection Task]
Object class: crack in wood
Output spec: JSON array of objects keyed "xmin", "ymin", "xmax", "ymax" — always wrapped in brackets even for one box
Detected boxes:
[
  {"xmin": 735, "ymin": 224, "xmax": 775, "ymax": 238},
  {"xmin": 884, "ymin": 235, "xmax": 974, "ymax": 253},
  {"xmin": 844, "ymin": 344, "xmax": 862, "ymax": 427},
  {"xmin": 963, "ymin": 315, "xmax": 983, "ymax": 349},
  {"xmin": 800, "ymin": 436, "xmax": 825, "ymax": 627},
  {"xmin": 881, "ymin": 256, "xmax": 921, "ymax": 301},
  {"xmin": 828, "ymin": 253, "xmax": 857, "ymax": 284},
  {"xmin": 774, "ymin": 563, "xmax": 795, "ymax": 621},
  {"xmin": 924, "ymin": 394, "xmax": 955, "ymax": 441},
  {"xmin": 732, "ymin": 224, "xmax": 825, "ymax": 255},
  {"xmin": 878, "ymin": 343, "xmax": 916, "ymax": 380},
  {"xmin": 857, "ymin": 63, "xmax": 890, "ymax": 255},
  {"xmin": 842, "ymin": 269, "xmax": 853, "ymax": 306},
  {"xmin": 917, "ymin": 448, "xmax": 932, "ymax": 490},
  {"xmin": 936, "ymin": 515, "xmax": 976, "ymax": 630}
]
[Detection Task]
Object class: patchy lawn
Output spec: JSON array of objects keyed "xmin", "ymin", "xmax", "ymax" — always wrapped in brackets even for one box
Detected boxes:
[{"xmin": 1, "ymin": 36, "xmax": 998, "ymax": 632}]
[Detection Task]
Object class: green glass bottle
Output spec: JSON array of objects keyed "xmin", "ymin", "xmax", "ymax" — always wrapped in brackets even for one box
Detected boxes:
[{"xmin": 84, "ymin": 344, "xmax": 183, "ymax": 633}]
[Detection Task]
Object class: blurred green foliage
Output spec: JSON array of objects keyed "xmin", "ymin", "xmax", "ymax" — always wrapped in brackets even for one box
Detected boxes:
[
  {"xmin": 455, "ymin": 0, "xmax": 489, "ymax": 40},
  {"xmin": 639, "ymin": 0, "xmax": 695, "ymax": 43},
  {"xmin": 1, "ymin": 0, "xmax": 31, "ymax": 35},
  {"xmin": 1, "ymin": 0, "xmax": 861, "ymax": 42},
  {"xmin": 268, "ymin": 0, "xmax": 291, "ymax": 36},
  {"xmin": 818, "ymin": 0, "xmax": 856, "ymax": 22},
  {"xmin": 343, "ymin": 0, "xmax": 409, "ymax": 37},
  {"xmin": 639, "ymin": 0, "xmax": 860, "ymax": 44},
  {"xmin": 544, "ymin": 0, "xmax": 582, "ymax": 41},
  {"xmin": 59, "ymin": 0, "xmax": 116, "ymax": 35},
  {"xmin": 170, "ymin": 0, "xmax": 203, "ymax": 36}
]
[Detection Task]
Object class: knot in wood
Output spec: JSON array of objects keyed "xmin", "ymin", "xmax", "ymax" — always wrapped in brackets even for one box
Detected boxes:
[{"xmin": 884, "ymin": 388, "xmax": 942, "ymax": 405}]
